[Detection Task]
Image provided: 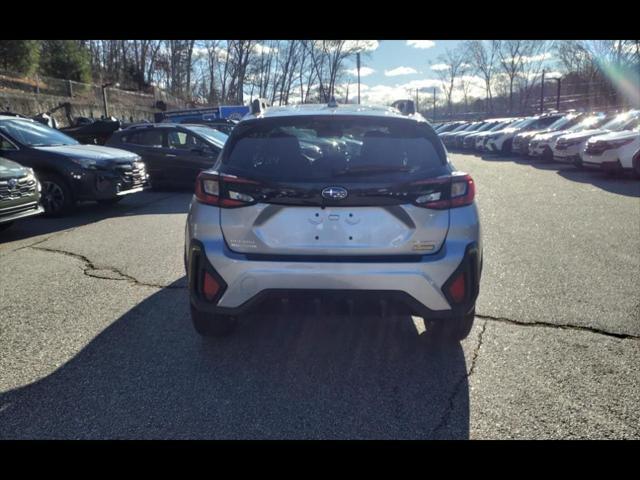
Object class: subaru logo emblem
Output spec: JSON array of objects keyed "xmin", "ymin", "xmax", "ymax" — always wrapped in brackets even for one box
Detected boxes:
[
  {"xmin": 8, "ymin": 178, "xmax": 18, "ymax": 189},
  {"xmin": 321, "ymin": 186, "xmax": 348, "ymax": 200}
]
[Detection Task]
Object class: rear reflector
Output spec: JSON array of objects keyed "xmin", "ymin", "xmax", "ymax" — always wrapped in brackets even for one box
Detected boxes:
[
  {"xmin": 202, "ymin": 271, "xmax": 220, "ymax": 301},
  {"xmin": 448, "ymin": 272, "xmax": 466, "ymax": 304}
]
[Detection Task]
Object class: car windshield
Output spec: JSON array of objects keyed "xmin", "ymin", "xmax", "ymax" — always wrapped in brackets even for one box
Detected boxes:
[
  {"xmin": 568, "ymin": 115, "xmax": 608, "ymax": 132},
  {"xmin": 547, "ymin": 114, "xmax": 581, "ymax": 131},
  {"xmin": 601, "ymin": 112, "xmax": 640, "ymax": 131},
  {"xmin": 449, "ymin": 123, "xmax": 471, "ymax": 133},
  {"xmin": 0, "ymin": 119, "xmax": 79, "ymax": 146},
  {"xmin": 476, "ymin": 122, "xmax": 498, "ymax": 132},
  {"xmin": 223, "ymin": 116, "xmax": 447, "ymax": 183},
  {"xmin": 186, "ymin": 126, "xmax": 228, "ymax": 148}
]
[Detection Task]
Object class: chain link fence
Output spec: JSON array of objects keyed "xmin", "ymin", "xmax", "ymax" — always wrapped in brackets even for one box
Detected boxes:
[{"xmin": 0, "ymin": 68, "xmax": 188, "ymax": 111}]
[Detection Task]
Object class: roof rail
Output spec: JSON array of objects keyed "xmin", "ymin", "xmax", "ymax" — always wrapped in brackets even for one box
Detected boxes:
[
  {"xmin": 251, "ymin": 98, "xmax": 269, "ymax": 115},
  {"xmin": 391, "ymin": 99, "xmax": 416, "ymax": 116}
]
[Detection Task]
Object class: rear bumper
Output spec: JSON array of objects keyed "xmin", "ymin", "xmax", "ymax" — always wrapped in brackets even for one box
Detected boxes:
[
  {"xmin": 186, "ymin": 202, "xmax": 482, "ymax": 318},
  {"xmin": 188, "ymin": 239, "xmax": 481, "ymax": 319}
]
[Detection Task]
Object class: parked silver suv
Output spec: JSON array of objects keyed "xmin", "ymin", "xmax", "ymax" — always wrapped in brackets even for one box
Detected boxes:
[{"xmin": 185, "ymin": 100, "xmax": 482, "ymax": 340}]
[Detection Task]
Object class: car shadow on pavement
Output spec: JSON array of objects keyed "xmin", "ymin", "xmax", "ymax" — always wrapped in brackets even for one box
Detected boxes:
[
  {"xmin": 555, "ymin": 168, "xmax": 640, "ymax": 198},
  {"xmin": 0, "ymin": 280, "xmax": 470, "ymax": 439},
  {"xmin": 0, "ymin": 191, "xmax": 192, "ymax": 246}
]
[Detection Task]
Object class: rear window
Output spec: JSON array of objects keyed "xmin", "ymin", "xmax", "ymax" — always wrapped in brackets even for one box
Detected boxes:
[
  {"xmin": 124, "ymin": 130, "xmax": 164, "ymax": 147},
  {"xmin": 221, "ymin": 116, "xmax": 446, "ymax": 183}
]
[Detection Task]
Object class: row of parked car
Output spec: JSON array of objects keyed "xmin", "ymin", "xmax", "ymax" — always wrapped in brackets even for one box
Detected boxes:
[
  {"xmin": 0, "ymin": 113, "xmax": 232, "ymax": 231},
  {"xmin": 433, "ymin": 109, "xmax": 640, "ymax": 177}
]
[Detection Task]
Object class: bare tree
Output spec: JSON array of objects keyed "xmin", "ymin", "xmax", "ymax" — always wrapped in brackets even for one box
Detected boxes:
[
  {"xmin": 432, "ymin": 47, "xmax": 467, "ymax": 117},
  {"xmin": 464, "ymin": 40, "xmax": 499, "ymax": 113}
]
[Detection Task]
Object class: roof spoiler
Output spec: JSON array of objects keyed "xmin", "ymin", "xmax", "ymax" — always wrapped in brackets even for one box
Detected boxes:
[
  {"xmin": 251, "ymin": 98, "xmax": 269, "ymax": 115},
  {"xmin": 391, "ymin": 99, "xmax": 416, "ymax": 116}
]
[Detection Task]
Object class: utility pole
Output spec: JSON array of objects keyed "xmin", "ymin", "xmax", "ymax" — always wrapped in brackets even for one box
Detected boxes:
[
  {"xmin": 539, "ymin": 69, "xmax": 545, "ymax": 114},
  {"xmin": 415, "ymin": 89, "xmax": 419, "ymax": 113},
  {"xmin": 433, "ymin": 87, "xmax": 436, "ymax": 122},
  {"xmin": 555, "ymin": 77, "xmax": 561, "ymax": 111},
  {"xmin": 101, "ymin": 82, "xmax": 112, "ymax": 119},
  {"xmin": 356, "ymin": 52, "xmax": 361, "ymax": 105}
]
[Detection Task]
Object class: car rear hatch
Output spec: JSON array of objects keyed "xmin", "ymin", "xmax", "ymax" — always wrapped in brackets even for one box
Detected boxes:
[{"xmin": 209, "ymin": 115, "xmax": 470, "ymax": 257}]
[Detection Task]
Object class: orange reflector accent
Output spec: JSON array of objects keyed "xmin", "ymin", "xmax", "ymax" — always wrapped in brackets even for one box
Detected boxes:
[
  {"xmin": 202, "ymin": 271, "xmax": 220, "ymax": 301},
  {"xmin": 449, "ymin": 273, "xmax": 466, "ymax": 304}
]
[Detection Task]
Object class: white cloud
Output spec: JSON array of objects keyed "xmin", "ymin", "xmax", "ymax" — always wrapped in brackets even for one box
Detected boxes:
[
  {"xmin": 253, "ymin": 43, "xmax": 278, "ymax": 55},
  {"xmin": 384, "ymin": 66, "xmax": 418, "ymax": 77},
  {"xmin": 403, "ymin": 79, "xmax": 441, "ymax": 91},
  {"xmin": 407, "ymin": 40, "xmax": 436, "ymax": 49},
  {"xmin": 345, "ymin": 66, "xmax": 376, "ymax": 77},
  {"xmin": 521, "ymin": 52, "xmax": 553, "ymax": 63},
  {"xmin": 343, "ymin": 40, "xmax": 379, "ymax": 52},
  {"xmin": 430, "ymin": 63, "xmax": 450, "ymax": 71},
  {"xmin": 318, "ymin": 40, "xmax": 380, "ymax": 52}
]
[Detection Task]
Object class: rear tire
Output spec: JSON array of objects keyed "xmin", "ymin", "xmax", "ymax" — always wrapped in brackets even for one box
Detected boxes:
[
  {"xmin": 633, "ymin": 155, "xmax": 640, "ymax": 179},
  {"xmin": 429, "ymin": 309, "xmax": 475, "ymax": 342},
  {"xmin": 190, "ymin": 305, "xmax": 237, "ymax": 337},
  {"xmin": 38, "ymin": 172, "xmax": 75, "ymax": 216},
  {"xmin": 501, "ymin": 139, "xmax": 512, "ymax": 155}
]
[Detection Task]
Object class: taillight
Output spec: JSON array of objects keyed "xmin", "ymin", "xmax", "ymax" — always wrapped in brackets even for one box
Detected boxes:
[
  {"xmin": 415, "ymin": 174, "xmax": 475, "ymax": 210},
  {"xmin": 448, "ymin": 272, "xmax": 466, "ymax": 304},
  {"xmin": 194, "ymin": 171, "xmax": 256, "ymax": 208}
]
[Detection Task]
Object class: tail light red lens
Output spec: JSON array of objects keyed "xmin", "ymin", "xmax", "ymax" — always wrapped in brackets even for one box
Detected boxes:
[
  {"xmin": 448, "ymin": 272, "xmax": 466, "ymax": 304},
  {"xmin": 202, "ymin": 271, "xmax": 220, "ymax": 301},
  {"xmin": 194, "ymin": 172, "xmax": 255, "ymax": 208},
  {"xmin": 416, "ymin": 174, "xmax": 475, "ymax": 210}
]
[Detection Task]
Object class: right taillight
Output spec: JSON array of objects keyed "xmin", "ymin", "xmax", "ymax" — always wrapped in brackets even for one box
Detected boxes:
[
  {"xmin": 194, "ymin": 171, "xmax": 256, "ymax": 208},
  {"xmin": 416, "ymin": 174, "xmax": 475, "ymax": 210}
]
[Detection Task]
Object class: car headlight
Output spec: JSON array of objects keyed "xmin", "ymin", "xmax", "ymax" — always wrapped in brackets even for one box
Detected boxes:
[
  {"xmin": 601, "ymin": 138, "xmax": 635, "ymax": 149},
  {"xmin": 564, "ymin": 138, "xmax": 585, "ymax": 147}
]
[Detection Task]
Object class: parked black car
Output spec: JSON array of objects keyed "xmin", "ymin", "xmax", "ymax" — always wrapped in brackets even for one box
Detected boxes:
[
  {"xmin": 0, "ymin": 115, "xmax": 149, "ymax": 216},
  {"xmin": 0, "ymin": 156, "xmax": 43, "ymax": 231},
  {"xmin": 173, "ymin": 118, "xmax": 237, "ymax": 135},
  {"xmin": 60, "ymin": 118, "xmax": 122, "ymax": 145},
  {"xmin": 106, "ymin": 123, "xmax": 228, "ymax": 189}
]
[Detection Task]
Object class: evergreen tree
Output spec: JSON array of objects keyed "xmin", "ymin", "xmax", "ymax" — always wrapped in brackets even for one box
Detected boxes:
[
  {"xmin": 39, "ymin": 40, "xmax": 91, "ymax": 83},
  {"xmin": 0, "ymin": 40, "xmax": 41, "ymax": 75}
]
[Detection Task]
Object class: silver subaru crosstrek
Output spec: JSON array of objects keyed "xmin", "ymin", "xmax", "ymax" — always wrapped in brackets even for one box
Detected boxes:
[{"xmin": 185, "ymin": 100, "xmax": 482, "ymax": 340}]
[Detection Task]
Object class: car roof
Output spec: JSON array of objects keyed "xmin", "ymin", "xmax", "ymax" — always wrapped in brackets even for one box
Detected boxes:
[
  {"xmin": 0, "ymin": 115, "xmax": 34, "ymax": 122},
  {"xmin": 241, "ymin": 103, "xmax": 426, "ymax": 123}
]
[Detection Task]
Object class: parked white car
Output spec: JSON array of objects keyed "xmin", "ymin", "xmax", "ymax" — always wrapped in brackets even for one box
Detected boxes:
[
  {"xmin": 552, "ymin": 110, "xmax": 640, "ymax": 166},
  {"xmin": 484, "ymin": 117, "xmax": 533, "ymax": 153},
  {"xmin": 528, "ymin": 113, "xmax": 610, "ymax": 162},
  {"xmin": 581, "ymin": 128, "xmax": 640, "ymax": 176}
]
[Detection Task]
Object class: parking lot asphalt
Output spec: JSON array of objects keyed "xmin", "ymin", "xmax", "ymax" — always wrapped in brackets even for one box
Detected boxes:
[{"xmin": 0, "ymin": 153, "xmax": 639, "ymax": 439}]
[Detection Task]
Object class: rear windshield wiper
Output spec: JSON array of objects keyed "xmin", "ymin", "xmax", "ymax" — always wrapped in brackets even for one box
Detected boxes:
[{"xmin": 333, "ymin": 165, "xmax": 415, "ymax": 177}]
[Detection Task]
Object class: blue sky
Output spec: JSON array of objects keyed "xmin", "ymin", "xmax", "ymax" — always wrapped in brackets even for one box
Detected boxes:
[
  {"xmin": 334, "ymin": 40, "xmax": 558, "ymax": 105},
  {"xmin": 349, "ymin": 40, "xmax": 462, "ymax": 86}
]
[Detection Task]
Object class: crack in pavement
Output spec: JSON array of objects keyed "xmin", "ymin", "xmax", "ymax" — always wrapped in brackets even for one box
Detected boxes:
[
  {"xmin": 475, "ymin": 313, "xmax": 639, "ymax": 341},
  {"xmin": 4, "ymin": 193, "xmax": 181, "ymax": 257},
  {"xmin": 30, "ymin": 245, "xmax": 186, "ymax": 290},
  {"xmin": 431, "ymin": 320, "xmax": 487, "ymax": 438}
]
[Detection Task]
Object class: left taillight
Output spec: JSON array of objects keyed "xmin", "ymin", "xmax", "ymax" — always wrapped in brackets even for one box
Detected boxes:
[{"xmin": 194, "ymin": 171, "xmax": 255, "ymax": 208}]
